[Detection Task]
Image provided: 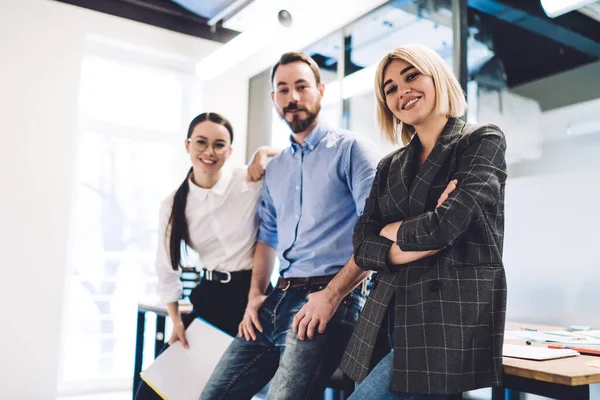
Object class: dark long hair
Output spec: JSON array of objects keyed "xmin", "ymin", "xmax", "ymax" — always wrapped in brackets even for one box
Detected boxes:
[{"xmin": 167, "ymin": 112, "xmax": 234, "ymax": 270}]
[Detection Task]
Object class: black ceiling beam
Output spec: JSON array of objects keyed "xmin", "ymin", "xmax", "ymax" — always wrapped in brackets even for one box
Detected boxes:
[
  {"xmin": 53, "ymin": 0, "xmax": 239, "ymax": 44},
  {"xmin": 468, "ymin": 0, "xmax": 600, "ymax": 58}
]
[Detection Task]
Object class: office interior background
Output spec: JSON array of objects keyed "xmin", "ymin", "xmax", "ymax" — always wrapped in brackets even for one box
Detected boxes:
[{"xmin": 1, "ymin": 0, "xmax": 599, "ymax": 399}]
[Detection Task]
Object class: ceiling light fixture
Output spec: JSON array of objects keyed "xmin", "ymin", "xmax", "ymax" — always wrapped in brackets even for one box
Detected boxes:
[
  {"xmin": 577, "ymin": 1, "xmax": 600, "ymax": 22},
  {"xmin": 567, "ymin": 118, "xmax": 600, "ymax": 137},
  {"xmin": 540, "ymin": 0, "xmax": 597, "ymax": 18}
]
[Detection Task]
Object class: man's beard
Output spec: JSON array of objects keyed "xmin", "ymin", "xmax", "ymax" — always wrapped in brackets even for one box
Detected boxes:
[{"xmin": 279, "ymin": 102, "xmax": 321, "ymax": 133}]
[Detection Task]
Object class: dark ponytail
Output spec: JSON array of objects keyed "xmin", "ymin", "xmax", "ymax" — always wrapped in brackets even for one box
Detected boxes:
[{"xmin": 167, "ymin": 112, "xmax": 234, "ymax": 270}]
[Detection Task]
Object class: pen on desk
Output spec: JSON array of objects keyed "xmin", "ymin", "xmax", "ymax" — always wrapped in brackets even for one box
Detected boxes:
[
  {"xmin": 521, "ymin": 327, "xmax": 537, "ymax": 332},
  {"xmin": 548, "ymin": 344, "xmax": 600, "ymax": 356}
]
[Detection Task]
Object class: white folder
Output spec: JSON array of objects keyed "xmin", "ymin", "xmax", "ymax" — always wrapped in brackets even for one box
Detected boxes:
[
  {"xmin": 502, "ymin": 344, "xmax": 579, "ymax": 361},
  {"xmin": 140, "ymin": 318, "xmax": 233, "ymax": 400}
]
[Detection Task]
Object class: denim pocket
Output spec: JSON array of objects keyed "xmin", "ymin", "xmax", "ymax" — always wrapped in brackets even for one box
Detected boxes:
[{"xmin": 338, "ymin": 290, "xmax": 365, "ymax": 326}]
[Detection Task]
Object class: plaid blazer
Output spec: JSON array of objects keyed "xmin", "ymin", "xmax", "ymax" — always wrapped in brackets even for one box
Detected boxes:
[{"xmin": 341, "ymin": 118, "xmax": 507, "ymax": 395}]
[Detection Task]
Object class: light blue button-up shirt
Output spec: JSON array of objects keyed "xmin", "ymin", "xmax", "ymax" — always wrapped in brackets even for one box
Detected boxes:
[{"xmin": 257, "ymin": 121, "xmax": 378, "ymax": 278}]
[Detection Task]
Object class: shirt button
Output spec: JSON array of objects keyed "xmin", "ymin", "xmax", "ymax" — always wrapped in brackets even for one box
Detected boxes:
[
  {"xmin": 295, "ymin": 215, "xmax": 299, "ymax": 220},
  {"xmin": 295, "ymin": 185, "xmax": 300, "ymax": 190}
]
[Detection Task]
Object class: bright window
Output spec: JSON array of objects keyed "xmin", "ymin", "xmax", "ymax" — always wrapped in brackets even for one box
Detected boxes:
[{"xmin": 60, "ymin": 55, "xmax": 194, "ymax": 392}]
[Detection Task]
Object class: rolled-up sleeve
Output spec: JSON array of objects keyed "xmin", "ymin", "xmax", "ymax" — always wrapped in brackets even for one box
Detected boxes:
[
  {"xmin": 155, "ymin": 201, "xmax": 182, "ymax": 304},
  {"xmin": 353, "ymin": 157, "xmax": 394, "ymax": 272},
  {"xmin": 346, "ymin": 139, "xmax": 379, "ymax": 215},
  {"xmin": 397, "ymin": 125, "xmax": 507, "ymax": 251},
  {"xmin": 256, "ymin": 182, "xmax": 278, "ymax": 249}
]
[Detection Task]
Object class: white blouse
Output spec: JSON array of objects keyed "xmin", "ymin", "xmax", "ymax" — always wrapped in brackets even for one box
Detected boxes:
[{"xmin": 155, "ymin": 166, "xmax": 263, "ymax": 304}]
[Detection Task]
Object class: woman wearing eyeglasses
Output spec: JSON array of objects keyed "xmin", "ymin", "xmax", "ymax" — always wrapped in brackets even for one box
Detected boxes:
[{"xmin": 135, "ymin": 112, "xmax": 279, "ymax": 399}]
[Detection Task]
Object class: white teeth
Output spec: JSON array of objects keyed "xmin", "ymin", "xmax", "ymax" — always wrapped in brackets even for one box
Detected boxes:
[
  {"xmin": 404, "ymin": 97, "xmax": 419, "ymax": 109},
  {"xmin": 200, "ymin": 159, "xmax": 216, "ymax": 164}
]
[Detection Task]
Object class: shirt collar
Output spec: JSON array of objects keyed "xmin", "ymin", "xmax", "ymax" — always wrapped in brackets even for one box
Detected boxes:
[
  {"xmin": 289, "ymin": 121, "xmax": 330, "ymax": 155},
  {"xmin": 188, "ymin": 167, "xmax": 233, "ymax": 201}
]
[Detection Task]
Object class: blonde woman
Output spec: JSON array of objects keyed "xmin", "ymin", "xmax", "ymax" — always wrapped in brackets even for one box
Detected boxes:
[{"xmin": 341, "ymin": 44, "xmax": 507, "ymax": 399}]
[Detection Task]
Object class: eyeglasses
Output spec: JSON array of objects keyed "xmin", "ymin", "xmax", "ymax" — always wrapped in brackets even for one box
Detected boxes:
[{"xmin": 187, "ymin": 137, "xmax": 231, "ymax": 155}]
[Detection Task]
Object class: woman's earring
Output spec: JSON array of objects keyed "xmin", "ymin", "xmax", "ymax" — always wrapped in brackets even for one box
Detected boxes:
[{"xmin": 396, "ymin": 118, "xmax": 401, "ymax": 125}]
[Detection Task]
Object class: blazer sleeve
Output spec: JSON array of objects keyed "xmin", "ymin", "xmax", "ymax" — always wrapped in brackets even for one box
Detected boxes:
[
  {"xmin": 353, "ymin": 156, "xmax": 395, "ymax": 273},
  {"xmin": 397, "ymin": 124, "xmax": 507, "ymax": 251}
]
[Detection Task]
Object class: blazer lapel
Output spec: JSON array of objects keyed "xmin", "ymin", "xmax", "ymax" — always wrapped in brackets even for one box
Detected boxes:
[
  {"xmin": 386, "ymin": 136, "xmax": 420, "ymax": 220},
  {"xmin": 408, "ymin": 118, "xmax": 464, "ymax": 216}
]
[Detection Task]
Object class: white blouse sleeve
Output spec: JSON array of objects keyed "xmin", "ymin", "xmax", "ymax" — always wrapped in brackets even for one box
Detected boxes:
[
  {"xmin": 235, "ymin": 166, "xmax": 263, "ymax": 196},
  {"xmin": 155, "ymin": 197, "xmax": 182, "ymax": 304}
]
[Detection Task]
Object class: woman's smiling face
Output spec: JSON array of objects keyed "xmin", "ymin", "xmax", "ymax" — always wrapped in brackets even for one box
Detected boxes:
[
  {"xmin": 185, "ymin": 120, "xmax": 232, "ymax": 173},
  {"xmin": 382, "ymin": 58, "xmax": 437, "ymax": 127}
]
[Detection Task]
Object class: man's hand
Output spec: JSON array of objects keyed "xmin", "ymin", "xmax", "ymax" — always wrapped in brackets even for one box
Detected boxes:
[
  {"xmin": 238, "ymin": 292, "xmax": 267, "ymax": 341},
  {"xmin": 292, "ymin": 288, "xmax": 340, "ymax": 340},
  {"xmin": 247, "ymin": 148, "xmax": 269, "ymax": 182},
  {"xmin": 167, "ymin": 320, "xmax": 188, "ymax": 348},
  {"xmin": 437, "ymin": 179, "xmax": 458, "ymax": 208}
]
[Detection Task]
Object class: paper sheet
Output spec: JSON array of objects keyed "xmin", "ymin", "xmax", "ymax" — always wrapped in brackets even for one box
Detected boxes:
[
  {"xmin": 503, "ymin": 344, "xmax": 579, "ymax": 361},
  {"xmin": 141, "ymin": 318, "xmax": 233, "ymax": 400}
]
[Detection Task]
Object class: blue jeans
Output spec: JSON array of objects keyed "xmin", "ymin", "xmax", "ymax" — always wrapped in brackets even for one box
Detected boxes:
[
  {"xmin": 349, "ymin": 351, "xmax": 448, "ymax": 400},
  {"xmin": 200, "ymin": 285, "xmax": 365, "ymax": 400}
]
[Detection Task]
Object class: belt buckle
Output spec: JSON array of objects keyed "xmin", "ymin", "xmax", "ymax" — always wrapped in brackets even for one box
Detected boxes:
[
  {"xmin": 220, "ymin": 271, "xmax": 231, "ymax": 284},
  {"xmin": 205, "ymin": 270, "xmax": 212, "ymax": 281},
  {"xmin": 282, "ymin": 279, "xmax": 291, "ymax": 291}
]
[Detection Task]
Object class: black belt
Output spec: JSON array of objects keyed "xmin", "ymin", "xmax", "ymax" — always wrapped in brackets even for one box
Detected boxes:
[
  {"xmin": 202, "ymin": 268, "xmax": 251, "ymax": 283},
  {"xmin": 275, "ymin": 274, "xmax": 336, "ymax": 290}
]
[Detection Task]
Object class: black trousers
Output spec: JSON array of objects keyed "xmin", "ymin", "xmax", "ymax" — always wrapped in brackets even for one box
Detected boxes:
[{"xmin": 135, "ymin": 275, "xmax": 252, "ymax": 399}]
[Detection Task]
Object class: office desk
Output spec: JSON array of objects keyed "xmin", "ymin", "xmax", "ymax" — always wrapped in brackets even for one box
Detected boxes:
[{"xmin": 497, "ymin": 322, "xmax": 600, "ymax": 400}]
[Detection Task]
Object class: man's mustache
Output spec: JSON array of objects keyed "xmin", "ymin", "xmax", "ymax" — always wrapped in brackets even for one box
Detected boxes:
[{"xmin": 284, "ymin": 104, "xmax": 307, "ymax": 113}]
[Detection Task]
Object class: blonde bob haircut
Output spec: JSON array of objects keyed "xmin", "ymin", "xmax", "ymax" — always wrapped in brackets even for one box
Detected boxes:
[{"xmin": 374, "ymin": 44, "xmax": 467, "ymax": 145}]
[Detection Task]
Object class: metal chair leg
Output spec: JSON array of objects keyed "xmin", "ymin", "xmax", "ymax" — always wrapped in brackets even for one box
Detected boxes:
[{"xmin": 132, "ymin": 310, "xmax": 146, "ymax": 400}]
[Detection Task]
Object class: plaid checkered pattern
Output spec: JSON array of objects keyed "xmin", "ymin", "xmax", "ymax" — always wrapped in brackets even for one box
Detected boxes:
[{"xmin": 341, "ymin": 119, "xmax": 507, "ymax": 395}]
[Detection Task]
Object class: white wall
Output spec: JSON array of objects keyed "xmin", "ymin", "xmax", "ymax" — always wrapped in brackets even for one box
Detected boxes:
[
  {"xmin": 203, "ymin": 69, "xmax": 250, "ymax": 166},
  {"xmin": 502, "ymin": 109, "xmax": 600, "ymax": 330},
  {"xmin": 499, "ymin": 62, "xmax": 600, "ymax": 330},
  {"xmin": 0, "ymin": 1, "xmax": 219, "ymax": 398}
]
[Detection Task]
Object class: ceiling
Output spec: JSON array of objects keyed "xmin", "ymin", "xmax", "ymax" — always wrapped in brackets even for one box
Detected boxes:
[
  {"xmin": 170, "ymin": 0, "xmax": 238, "ymax": 19},
  {"xmin": 54, "ymin": 0, "xmax": 600, "ymax": 87},
  {"xmin": 53, "ymin": 0, "xmax": 241, "ymax": 43},
  {"xmin": 469, "ymin": 0, "xmax": 600, "ymax": 87},
  {"xmin": 303, "ymin": 0, "xmax": 600, "ymax": 87}
]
